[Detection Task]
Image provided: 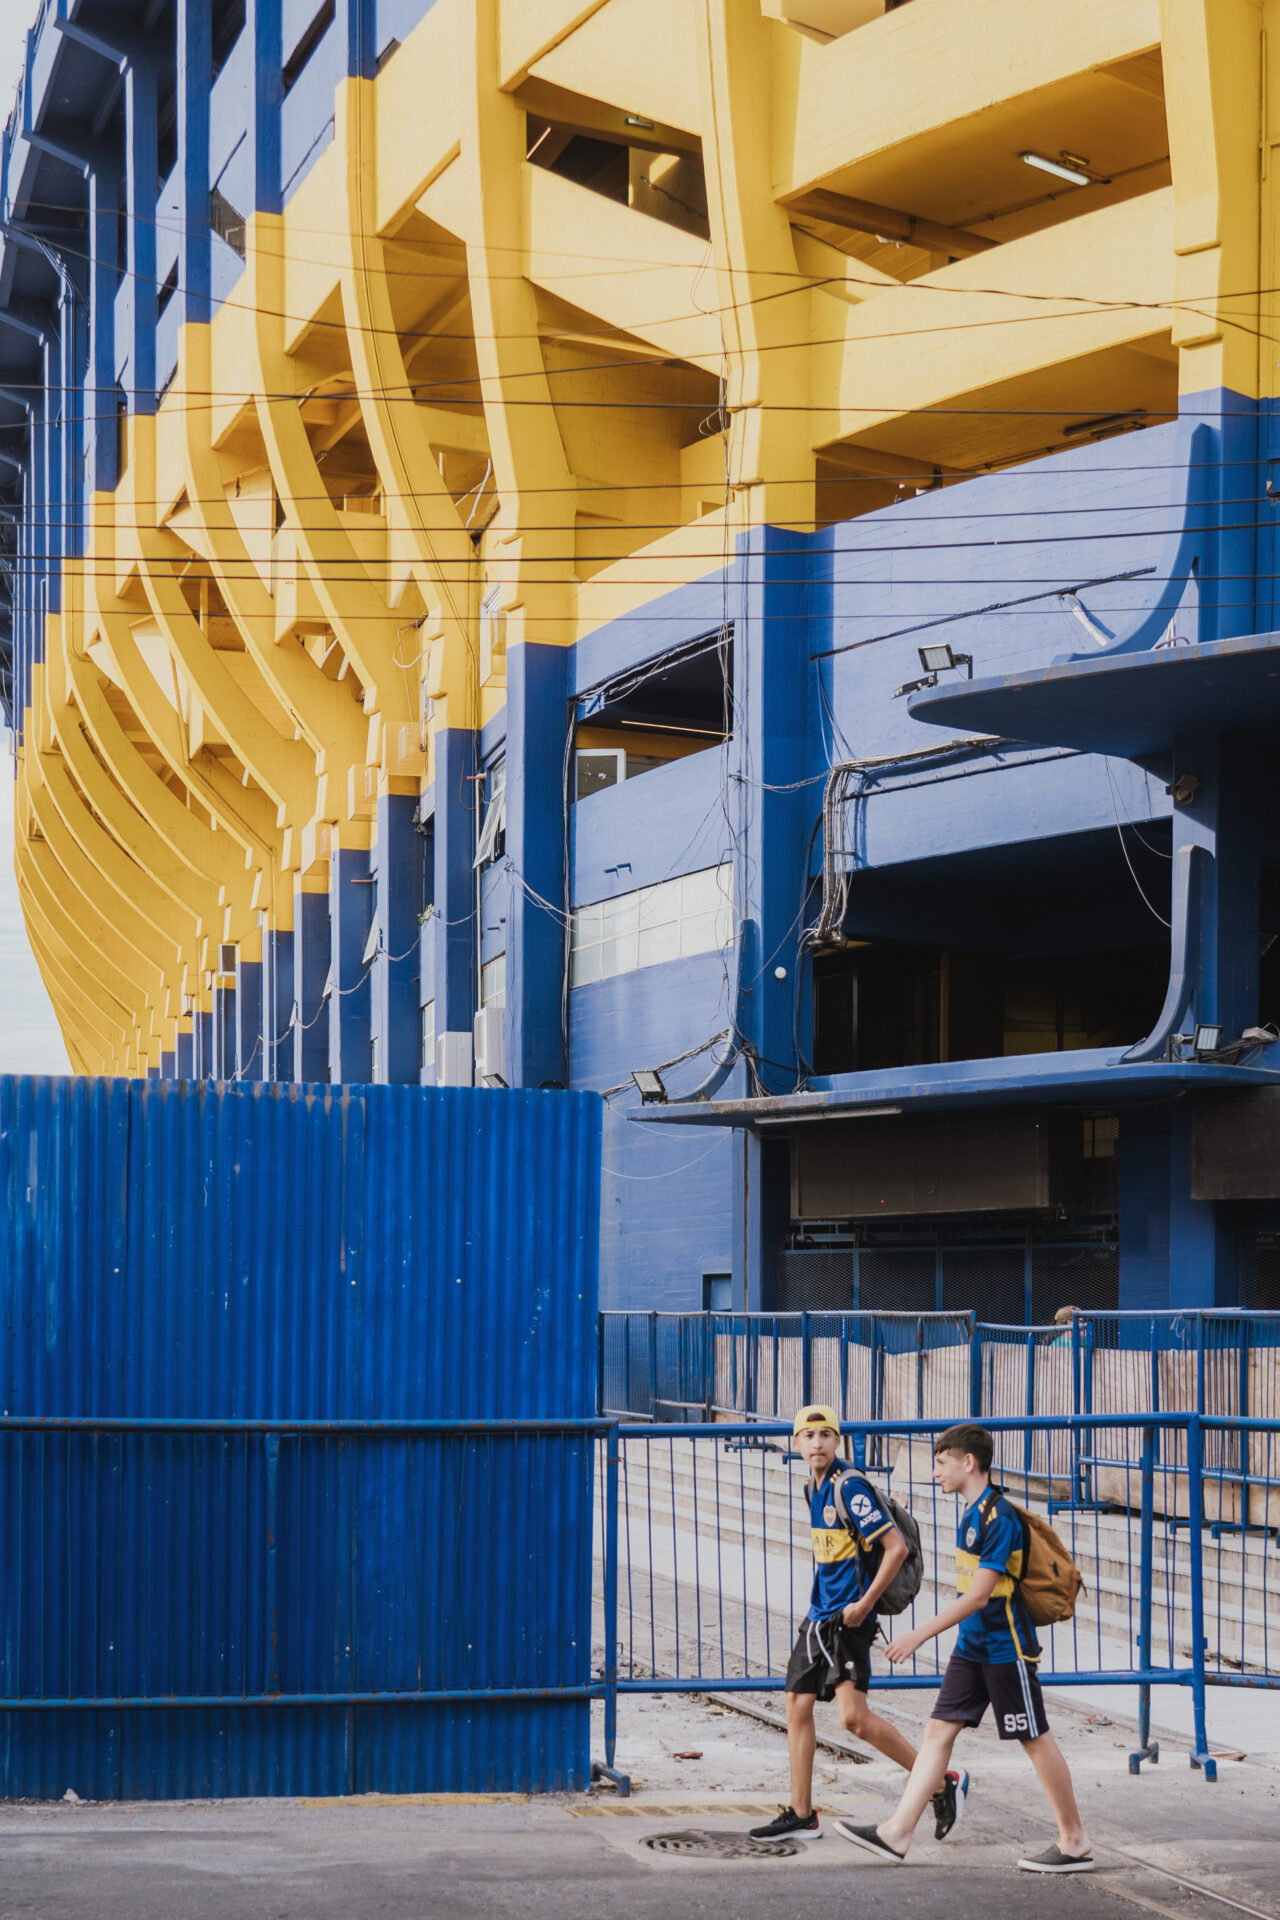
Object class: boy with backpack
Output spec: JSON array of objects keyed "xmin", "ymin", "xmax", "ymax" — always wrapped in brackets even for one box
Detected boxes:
[
  {"xmin": 834, "ymin": 1421, "xmax": 1093, "ymax": 1874},
  {"xmin": 748, "ymin": 1404, "xmax": 967, "ymax": 1846}
]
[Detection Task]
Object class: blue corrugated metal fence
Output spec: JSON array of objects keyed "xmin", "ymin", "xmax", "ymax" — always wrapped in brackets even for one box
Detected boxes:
[{"xmin": 0, "ymin": 1077, "xmax": 601, "ymax": 1796}]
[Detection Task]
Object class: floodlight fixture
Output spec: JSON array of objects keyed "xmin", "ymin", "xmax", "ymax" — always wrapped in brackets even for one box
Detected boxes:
[
  {"xmin": 1193, "ymin": 1024, "xmax": 1224, "ymax": 1057},
  {"xmin": 919, "ymin": 643, "xmax": 959, "ymax": 674},
  {"xmin": 632, "ymin": 1068, "xmax": 668, "ymax": 1104},
  {"xmin": 1021, "ymin": 151, "xmax": 1095, "ymax": 187}
]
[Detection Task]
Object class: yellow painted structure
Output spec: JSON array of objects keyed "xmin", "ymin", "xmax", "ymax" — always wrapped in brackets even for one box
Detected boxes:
[{"xmin": 3, "ymin": 0, "xmax": 1274, "ymax": 1072}]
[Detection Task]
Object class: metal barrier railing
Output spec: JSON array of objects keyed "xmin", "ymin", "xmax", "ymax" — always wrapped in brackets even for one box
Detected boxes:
[
  {"xmin": 596, "ymin": 1411, "xmax": 1280, "ymax": 1793},
  {"xmin": 600, "ymin": 1311, "xmax": 1280, "ymax": 1484}
]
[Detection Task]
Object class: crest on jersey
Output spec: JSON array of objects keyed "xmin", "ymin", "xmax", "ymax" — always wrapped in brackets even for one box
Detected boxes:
[{"xmin": 823, "ymin": 1504, "xmax": 837, "ymax": 1526}]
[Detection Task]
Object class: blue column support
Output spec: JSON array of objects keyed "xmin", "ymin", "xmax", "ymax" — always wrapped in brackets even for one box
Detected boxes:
[
  {"xmin": 123, "ymin": 58, "xmax": 158, "ymax": 413},
  {"xmin": 175, "ymin": 0, "xmax": 212, "ymax": 327},
  {"xmin": 370, "ymin": 792, "xmax": 420, "ymax": 1082},
  {"xmin": 735, "ymin": 527, "xmax": 813, "ymax": 1092},
  {"xmin": 293, "ymin": 883, "xmax": 330, "ymax": 1082},
  {"xmin": 236, "ymin": 956, "xmax": 265, "ymax": 1080},
  {"xmin": 503, "ymin": 643, "xmax": 568, "ymax": 1088},
  {"xmin": 431, "ymin": 729, "xmax": 477, "ymax": 1070},
  {"xmin": 246, "ymin": 0, "xmax": 283, "ymax": 216},
  {"xmin": 329, "ymin": 845, "xmax": 374, "ymax": 1083},
  {"xmin": 213, "ymin": 978, "xmax": 236, "ymax": 1079},
  {"xmin": 176, "ymin": 1025, "xmax": 194, "ymax": 1077},
  {"xmin": 265, "ymin": 927, "xmax": 295, "ymax": 1081},
  {"xmin": 87, "ymin": 160, "xmax": 121, "ymax": 493}
]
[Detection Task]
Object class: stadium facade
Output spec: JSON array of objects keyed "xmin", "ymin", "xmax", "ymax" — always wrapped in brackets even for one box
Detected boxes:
[{"xmin": 3, "ymin": 0, "xmax": 1279, "ymax": 1317}]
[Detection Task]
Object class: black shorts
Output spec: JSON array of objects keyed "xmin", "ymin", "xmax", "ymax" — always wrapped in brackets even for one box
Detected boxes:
[
  {"xmin": 932, "ymin": 1651, "xmax": 1050, "ymax": 1742},
  {"xmin": 786, "ymin": 1615, "xmax": 878, "ymax": 1700}
]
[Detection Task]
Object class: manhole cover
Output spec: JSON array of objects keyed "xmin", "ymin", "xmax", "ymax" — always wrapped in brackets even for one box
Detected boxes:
[{"xmin": 641, "ymin": 1830, "xmax": 802, "ymax": 1860}]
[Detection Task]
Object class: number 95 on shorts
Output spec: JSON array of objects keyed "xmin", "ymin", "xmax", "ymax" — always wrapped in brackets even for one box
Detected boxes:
[{"xmin": 931, "ymin": 1652, "xmax": 1051, "ymax": 1742}]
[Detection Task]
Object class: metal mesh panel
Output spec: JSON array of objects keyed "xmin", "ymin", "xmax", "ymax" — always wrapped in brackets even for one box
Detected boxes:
[
  {"xmin": 777, "ymin": 1251, "xmax": 855, "ymax": 1311},
  {"xmin": 857, "ymin": 1248, "xmax": 935, "ymax": 1312},
  {"xmin": 1031, "ymin": 1243, "xmax": 1118, "ymax": 1322},
  {"xmin": 941, "ymin": 1247, "xmax": 1024, "ymax": 1324}
]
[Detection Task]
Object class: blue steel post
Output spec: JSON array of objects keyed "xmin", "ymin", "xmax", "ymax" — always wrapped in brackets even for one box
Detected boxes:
[
  {"xmin": 648, "ymin": 1312, "xmax": 657, "ymax": 1421},
  {"xmin": 801, "ymin": 1311, "xmax": 811, "ymax": 1406},
  {"xmin": 1129, "ymin": 1428, "xmax": 1159, "ymax": 1773},
  {"xmin": 1024, "ymin": 1328, "xmax": 1036, "ymax": 1481},
  {"xmin": 590, "ymin": 1423, "xmax": 631, "ymax": 1795},
  {"xmin": 1072, "ymin": 1315, "xmax": 1086, "ymax": 1506},
  {"xmin": 1186, "ymin": 1414, "xmax": 1217, "ymax": 1780},
  {"xmin": 969, "ymin": 1322, "xmax": 981, "ymax": 1418},
  {"xmin": 596, "ymin": 1314, "xmax": 605, "ymax": 1417}
]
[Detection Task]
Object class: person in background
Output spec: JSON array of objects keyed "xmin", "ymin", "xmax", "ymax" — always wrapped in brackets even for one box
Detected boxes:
[{"xmin": 1050, "ymin": 1305, "xmax": 1079, "ymax": 1348}]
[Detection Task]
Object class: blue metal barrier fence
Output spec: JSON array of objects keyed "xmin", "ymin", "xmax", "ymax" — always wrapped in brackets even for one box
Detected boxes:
[{"xmin": 595, "ymin": 1411, "xmax": 1280, "ymax": 1793}]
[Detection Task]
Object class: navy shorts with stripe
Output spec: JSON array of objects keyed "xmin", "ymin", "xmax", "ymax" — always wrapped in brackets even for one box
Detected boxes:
[{"xmin": 932, "ymin": 1650, "xmax": 1050, "ymax": 1742}]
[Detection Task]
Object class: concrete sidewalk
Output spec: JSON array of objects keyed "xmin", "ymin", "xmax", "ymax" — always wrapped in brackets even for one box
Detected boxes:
[{"xmin": 1, "ymin": 1690, "xmax": 1276, "ymax": 1920}]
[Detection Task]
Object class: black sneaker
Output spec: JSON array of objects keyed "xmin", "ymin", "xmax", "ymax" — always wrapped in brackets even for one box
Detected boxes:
[
  {"xmin": 1017, "ymin": 1845, "xmax": 1094, "ymax": 1874},
  {"xmin": 831, "ymin": 1821, "xmax": 906, "ymax": 1863},
  {"xmin": 932, "ymin": 1768, "xmax": 969, "ymax": 1840},
  {"xmin": 748, "ymin": 1806, "xmax": 822, "ymax": 1845}
]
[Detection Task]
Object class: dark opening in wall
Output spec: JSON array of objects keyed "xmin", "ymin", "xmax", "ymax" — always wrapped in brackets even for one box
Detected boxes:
[
  {"xmin": 283, "ymin": 0, "xmax": 337, "ymax": 95},
  {"xmin": 156, "ymin": 262, "xmax": 178, "ymax": 316},
  {"xmin": 811, "ymin": 941, "xmax": 1168, "ymax": 1075},
  {"xmin": 211, "ymin": 0, "xmax": 247, "ymax": 79},
  {"xmin": 573, "ymin": 629, "xmax": 731, "ymax": 800},
  {"xmin": 525, "ymin": 110, "xmax": 709, "ymax": 241}
]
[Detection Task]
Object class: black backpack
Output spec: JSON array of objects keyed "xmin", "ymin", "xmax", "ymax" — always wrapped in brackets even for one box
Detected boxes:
[{"xmin": 809, "ymin": 1468, "xmax": 924, "ymax": 1617}]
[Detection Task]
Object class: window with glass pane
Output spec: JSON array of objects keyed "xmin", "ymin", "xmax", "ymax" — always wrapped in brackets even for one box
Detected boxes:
[{"xmin": 570, "ymin": 864, "xmax": 733, "ymax": 986}]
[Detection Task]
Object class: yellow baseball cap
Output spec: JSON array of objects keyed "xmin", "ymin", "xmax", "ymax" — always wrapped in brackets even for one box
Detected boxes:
[{"xmin": 792, "ymin": 1403, "xmax": 841, "ymax": 1436}]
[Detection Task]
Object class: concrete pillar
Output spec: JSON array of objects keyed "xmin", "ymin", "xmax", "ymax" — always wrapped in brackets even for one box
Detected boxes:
[
  {"xmin": 236, "ymin": 955, "xmax": 265, "ymax": 1081},
  {"xmin": 329, "ymin": 845, "xmax": 373, "ymax": 1083},
  {"xmin": 370, "ymin": 791, "xmax": 420, "ymax": 1082},
  {"xmin": 293, "ymin": 881, "xmax": 330, "ymax": 1082},
  {"xmin": 503, "ymin": 642, "xmax": 568, "ymax": 1088},
  {"xmin": 430, "ymin": 729, "xmax": 476, "ymax": 1080}
]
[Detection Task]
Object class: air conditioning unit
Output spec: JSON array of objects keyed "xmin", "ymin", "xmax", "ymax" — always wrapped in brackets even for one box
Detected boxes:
[
  {"xmin": 435, "ymin": 1030, "xmax": 473, "ymax": 1087},
  {"xmin": 473, "ymin": 1006, "xmax": 506, "ymax": 1087}
]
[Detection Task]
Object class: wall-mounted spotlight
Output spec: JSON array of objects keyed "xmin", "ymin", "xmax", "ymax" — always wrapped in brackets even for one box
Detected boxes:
[
  {"xmin": 1167, "ymin": 772, "xmax": 1202, "ymax": 806},
  {"xmin": 918, "ymin": 643, "xmax": 971, "ymax": 677},
  {"xmin": 894, "ymin": 643, "xmax": 972, "ymax": 698},
  {"xmin": 1193, "ymin": 1024, "xmax": 1224, "ymax": 1057},
  {"xmin": 632, "ymin": 1068, "xmax": 668, "ymax": 1104}
]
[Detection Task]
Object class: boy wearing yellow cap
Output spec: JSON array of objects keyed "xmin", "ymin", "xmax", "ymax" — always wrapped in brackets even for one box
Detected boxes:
[{"xmin": 748, "ymin": 1405, "xmax": 964, "ymax": 1846}]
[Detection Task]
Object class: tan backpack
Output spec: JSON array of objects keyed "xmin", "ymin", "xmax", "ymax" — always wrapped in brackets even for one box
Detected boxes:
[{"xmin": 981, "ymin": 1493, "xmax": 1084, "ymax": 1626}]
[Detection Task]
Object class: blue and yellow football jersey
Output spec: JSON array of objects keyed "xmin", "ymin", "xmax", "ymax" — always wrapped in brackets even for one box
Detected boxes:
[
  {"xmin": 954, "ymin": 1488, "xmax": 1041, "ymax": 1664},
  {"xmin": 807, "ymin": 1472, "xmax": 894, "ymax": 1621}
]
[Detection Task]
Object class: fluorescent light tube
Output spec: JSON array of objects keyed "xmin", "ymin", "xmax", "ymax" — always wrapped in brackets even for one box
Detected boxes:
[{"xmin": 1021, "ymin": 151, "xmax": 1092, "ymax": 187}]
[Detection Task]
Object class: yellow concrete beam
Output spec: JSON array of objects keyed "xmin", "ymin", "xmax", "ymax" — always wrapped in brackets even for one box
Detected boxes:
[
  {"xmin": 524, "ymin": 0, "xmax": 702, "ymax": 137},
  {"xmin": 774, "ymin": 0, "xmax": 1162, "ymax": 204},
  {"xmin": 814, "ymin": 188, "xmax": 1175, "ymax": 462}
]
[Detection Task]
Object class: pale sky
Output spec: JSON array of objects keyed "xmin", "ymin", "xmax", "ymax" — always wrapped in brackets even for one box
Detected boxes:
[{"xmin": 0, "ymin": 13, "xmax": 73, "ymax": 1075}]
